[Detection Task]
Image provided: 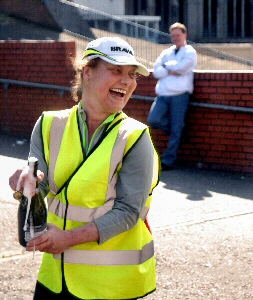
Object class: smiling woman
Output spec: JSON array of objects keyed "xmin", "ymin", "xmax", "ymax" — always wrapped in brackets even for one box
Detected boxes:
[
  {"xmin": 81, "ymin": 59, "xmax": 138, "ymax": 120},
  {"xmin": 9, "ymin": 36, "xmax": 160, "ymax": 300},
  {"xmin": 72, "ymin": 37, "xmax": 147, "ymax": 102}
]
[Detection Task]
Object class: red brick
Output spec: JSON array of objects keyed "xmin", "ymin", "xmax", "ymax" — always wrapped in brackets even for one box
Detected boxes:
[
  {"xmin": 243, "ymin": 81, "xmax": 253, "ymax": 87},
  {"xmin": 217, "ymin": 87, "xmax": 234, "ymax": 94},
  {"xmin": 234, "ymin": 88, "xmax": 250, "ymax": 94},
  {"xmin": 209, "ymin": 81, "xmax": 226, "ymax": 87},
  {"xmin": 201, "ymin": 87, "xmax": 217, "ymax": 93},
  {"xmin": 226, "ymin": 81, "xmax": 242, "ymax": 87}
]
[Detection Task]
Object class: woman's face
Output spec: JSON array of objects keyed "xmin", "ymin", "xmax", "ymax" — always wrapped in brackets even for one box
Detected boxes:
[{"xmin": 83, "ymin": 60, "xmax": 138, "ymax": 115}]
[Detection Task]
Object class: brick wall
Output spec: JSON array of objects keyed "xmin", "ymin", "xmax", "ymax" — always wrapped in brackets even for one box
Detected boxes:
[
  {"xmin": 1, "ymin": 41, "xmax": 253, "ymax": 173},
  {"xmin": 0, "ymin": 41, "xmax": 76, "ymax": 136},
  {"xmin": 126, "ymin": 72, "xmax": 253, "ymax": 174}
]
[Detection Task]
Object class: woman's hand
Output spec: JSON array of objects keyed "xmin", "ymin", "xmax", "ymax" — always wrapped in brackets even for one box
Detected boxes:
[
  {"xmin": 25, "ymin": 222, "xmax": 100, "ymax": 254},
  {"xmin": 9, "ymin": 168, "xmax": 44, "ymax": 192},
  {"xmin": 25, "ymin": 223, "xmax": 70, "ymax": 255}
]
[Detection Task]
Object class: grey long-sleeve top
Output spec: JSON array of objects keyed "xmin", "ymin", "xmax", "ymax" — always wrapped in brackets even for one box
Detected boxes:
[{"xmin": 29, "ymin": 104, "xmax": 155, "ymax": 244}]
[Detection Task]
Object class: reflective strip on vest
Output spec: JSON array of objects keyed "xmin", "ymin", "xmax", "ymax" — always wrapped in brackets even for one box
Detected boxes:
[
  {"xmin": 48, "ymin": 198, "xmax": 149, "ymax": 222},
  {"xmin": 48, "ymin": 115, "xmax": 69, "ymax": 195},
  {"xmin": 54, "ymin": 240, "xmax": 154, "ymax": 266}
]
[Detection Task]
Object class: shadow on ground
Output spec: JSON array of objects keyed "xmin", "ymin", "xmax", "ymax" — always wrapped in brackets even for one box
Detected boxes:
[
  {"xmin": 0, "ymin": 134, "xmax": 30, "ymax": 160},
  {"xmin": 160, "ymin": 167, "xmax": 253, "ymax": 201},
  {"xmin": 1, "ymin": 134, "xmax": 252, "ymax": 202}
]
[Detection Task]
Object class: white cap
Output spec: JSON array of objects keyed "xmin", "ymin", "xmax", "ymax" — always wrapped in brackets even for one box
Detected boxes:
[{"xmin": 82, "ymin": 37, "xmax": 149, "ymax": 76}]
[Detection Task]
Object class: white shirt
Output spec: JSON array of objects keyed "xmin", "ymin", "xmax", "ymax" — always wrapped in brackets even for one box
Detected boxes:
[{"xmin": 153, "ymin": 45, "xmax": 197, "ymax": 96}]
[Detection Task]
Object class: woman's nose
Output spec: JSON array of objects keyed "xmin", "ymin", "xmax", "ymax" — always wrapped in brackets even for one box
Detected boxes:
[{"xmin": 120, "ymin": 74, "xmax": 133, "ymax": 85}]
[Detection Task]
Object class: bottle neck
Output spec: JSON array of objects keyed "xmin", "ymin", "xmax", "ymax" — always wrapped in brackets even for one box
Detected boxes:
[{"xmin": 33, "ymin": 161, "xmax": 38, "ymax": 177}]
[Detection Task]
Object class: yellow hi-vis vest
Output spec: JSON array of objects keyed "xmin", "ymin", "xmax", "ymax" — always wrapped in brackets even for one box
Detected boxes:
[{"xmin": 39, "ymin": 105, "xmax": 159, "ymax": 299}]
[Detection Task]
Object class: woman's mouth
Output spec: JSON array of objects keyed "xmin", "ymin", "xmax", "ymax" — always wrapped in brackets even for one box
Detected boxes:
[{"xmin": 110, "ymin": 88, "xmax": 126, "ymax": 99}]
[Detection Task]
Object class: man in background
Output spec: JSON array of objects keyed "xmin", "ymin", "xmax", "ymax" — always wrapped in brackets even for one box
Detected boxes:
[{"xmin": 148, "ymin": 22, "xmax": 197, "ymax": 170}]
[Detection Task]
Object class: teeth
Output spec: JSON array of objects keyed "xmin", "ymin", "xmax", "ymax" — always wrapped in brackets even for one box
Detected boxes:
[{"xmin": 110, "ymin": 88, "xmax": 126, "ymax": 94}]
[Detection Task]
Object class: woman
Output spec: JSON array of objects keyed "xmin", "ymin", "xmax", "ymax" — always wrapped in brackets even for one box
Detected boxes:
[{"xmin": 9, "ymin": 37, "xmax": 159, "ymax": 300}]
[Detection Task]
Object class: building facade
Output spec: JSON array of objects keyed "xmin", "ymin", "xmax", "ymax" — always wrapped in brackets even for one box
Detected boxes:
[
  {"xmin": 126, "ymin": 0, "xmax": 253, "ymax": 42},
  {"xmin": 72, "ymin": 0, "xmax": 253, "ymax": 42},
  {"xmin": 1, "ymin": 0, "xmax": 253, "ymax": 44}
]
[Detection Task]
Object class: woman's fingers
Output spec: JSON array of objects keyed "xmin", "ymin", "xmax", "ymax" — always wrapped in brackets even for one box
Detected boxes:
[
  {"xmin": 9, "ymin": 168, "xmax": 44, "ymax": 191},
  {"xmin": 9, "ymin": 169, "xmax": 23, "ymax": 191},
  {"xmin": 36, "ymin": 170, "xmax": 44, "ymax": 182}
]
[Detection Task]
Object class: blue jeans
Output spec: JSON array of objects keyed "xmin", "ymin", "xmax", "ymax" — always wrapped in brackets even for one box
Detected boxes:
[{"xmin": 147, "ymin": 93, "xmax": 190, "ymax": 166}]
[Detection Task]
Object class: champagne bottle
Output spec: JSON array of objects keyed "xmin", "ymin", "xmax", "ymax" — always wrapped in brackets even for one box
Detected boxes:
[{"xmin": 14, "ymin": 157, "xmax": 47, "ymax": 247}]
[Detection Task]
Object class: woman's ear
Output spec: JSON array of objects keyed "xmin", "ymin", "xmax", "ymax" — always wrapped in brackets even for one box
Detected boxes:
[{"xmin": 82, "ymin": 65, "xmax": 90, "ymax": 82}]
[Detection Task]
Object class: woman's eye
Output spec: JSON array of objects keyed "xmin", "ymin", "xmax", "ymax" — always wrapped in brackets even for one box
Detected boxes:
[
  {"xmin": 108, "ymin": 68, "xmax": 120, "ymax": 74},
  {"xmin": 107, "ymin": 67, "xmax": 138, "ymax": 80},
  {"xmin": 132, "ymin": 73, "xmax": 140, "ymax": 80}
]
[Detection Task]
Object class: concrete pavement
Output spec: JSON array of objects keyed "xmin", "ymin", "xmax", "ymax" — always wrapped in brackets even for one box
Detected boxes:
[
  {"xmin": 1, "ymin": 134, "xmax": 253, "ymax": 299},
  {"xmin": 1, "ymin": 133, "xmax": 253, "ymax": 257}
]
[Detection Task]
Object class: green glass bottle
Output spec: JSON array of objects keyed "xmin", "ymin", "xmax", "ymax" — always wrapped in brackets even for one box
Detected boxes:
[{"xmin": 16, "ymin": 157, "xmax": 47, "ymax": 247}]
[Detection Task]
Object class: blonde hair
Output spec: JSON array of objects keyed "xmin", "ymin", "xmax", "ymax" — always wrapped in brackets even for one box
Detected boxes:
[
  {"xmin": 71, "ymin": 58, "xmax": 100, "ymax": 102},
  {"xmin": 169, "ymin": 22, "xmax": 187, "ymax": 34}
]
